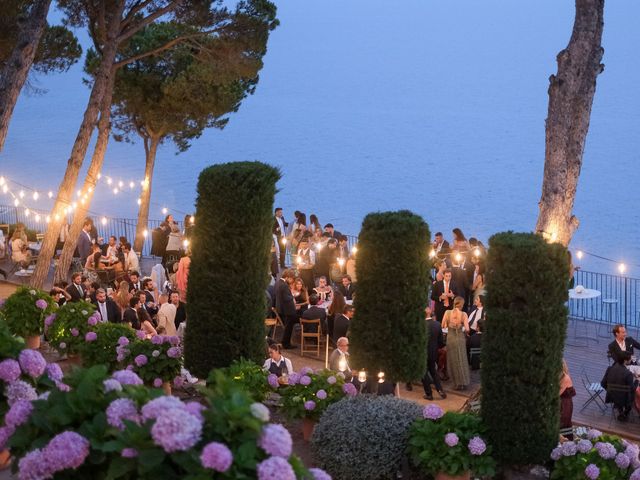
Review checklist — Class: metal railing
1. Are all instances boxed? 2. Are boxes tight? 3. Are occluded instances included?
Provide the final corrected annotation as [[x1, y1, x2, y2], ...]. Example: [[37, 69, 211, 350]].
[[0, 205, 182, 257], [569, 270, 640, 328]]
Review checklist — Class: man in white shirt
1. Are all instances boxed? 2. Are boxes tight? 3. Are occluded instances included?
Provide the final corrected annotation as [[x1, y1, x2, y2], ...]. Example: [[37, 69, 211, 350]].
[[468, 295, 485, 334], [123, 242, 139, 273], [105, 236, 118, 263], [156, 294, 177, 336]]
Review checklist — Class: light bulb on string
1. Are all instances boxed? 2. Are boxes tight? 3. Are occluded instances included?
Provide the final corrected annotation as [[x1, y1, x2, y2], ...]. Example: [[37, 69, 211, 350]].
[[54, 214, 60, 221], [619, 263, 626, 274], [76, 190, 82, 198], [88, 187, 93, 193], [63, 207, 68, 215], [142, 229, 148, 238], [137, 198, 141, 206], [13, 199, 19, 207], [32, 191, 39, 201], [101, 217, 107, 226], [80, 198, 85, 205], [118, 180, 124, 188], [35, 214, 40, 222], [0, 177, 4, 185], [97, 173, 101, 180], [129, 181, 135, 189], [183, 239, 190, 249], [2, 185, 8, 194], [71, 202, 77, 210], [161, 207, 168, 215], [352, 245, 357, 255], [107, 178, 112, 185], [455, 252, 462, 263], [24, 208, 30, 217], [576, 250, 583, 260], [113, 188, 118, 194], [48, 191, 53, 198], [45, 215, 50, 223], [18, 190, 24, 199]]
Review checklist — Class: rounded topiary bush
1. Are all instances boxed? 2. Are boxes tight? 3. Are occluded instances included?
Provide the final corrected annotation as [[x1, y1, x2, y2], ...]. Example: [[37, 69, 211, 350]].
[[78, 322, 137, 371], [312, 395, 421, 480]]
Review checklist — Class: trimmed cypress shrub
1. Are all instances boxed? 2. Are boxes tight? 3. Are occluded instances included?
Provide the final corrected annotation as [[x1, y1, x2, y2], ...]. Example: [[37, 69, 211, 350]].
[[481, 231, 569, 465], [184, 161, 280, 378], [350, 210, 430, 382]]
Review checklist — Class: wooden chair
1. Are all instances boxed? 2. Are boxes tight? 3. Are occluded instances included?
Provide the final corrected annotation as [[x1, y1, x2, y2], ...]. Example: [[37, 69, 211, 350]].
[[300, 318, 321, 357], [266, 308, 285, 340]]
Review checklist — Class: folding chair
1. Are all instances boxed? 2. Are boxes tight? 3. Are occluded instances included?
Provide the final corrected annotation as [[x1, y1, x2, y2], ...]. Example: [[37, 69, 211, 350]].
[[268, 308, 285, 341], [579, 367, 606, 413], [300, 318, 321, 357]]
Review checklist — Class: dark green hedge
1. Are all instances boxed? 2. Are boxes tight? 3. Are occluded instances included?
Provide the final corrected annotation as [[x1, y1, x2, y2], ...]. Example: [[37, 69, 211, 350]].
[[350, 211, 430, 382], [481, 232, 569, 465], [184, 161, 280, 378]]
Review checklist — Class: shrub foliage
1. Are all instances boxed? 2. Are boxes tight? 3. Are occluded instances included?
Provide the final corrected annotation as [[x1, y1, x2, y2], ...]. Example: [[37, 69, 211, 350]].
[[185, 161, 280, 377], [78, 322, 137, 371], [350, 210, 430, 382], [481, 231, 569, 465], [312, 395, 421, 480]]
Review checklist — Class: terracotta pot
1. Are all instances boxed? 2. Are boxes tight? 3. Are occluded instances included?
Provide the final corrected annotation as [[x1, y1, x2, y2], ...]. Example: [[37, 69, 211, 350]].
[[435, 471, 471, 480], [302, 417, 317, 442], [0, 449, 11, 470], [25, 335, 40, 350], [162, 382, 172, 395]]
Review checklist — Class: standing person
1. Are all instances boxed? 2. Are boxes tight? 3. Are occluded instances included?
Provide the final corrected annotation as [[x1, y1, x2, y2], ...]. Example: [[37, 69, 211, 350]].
[[433, 232, 450, 259], [276, 269, 297, 349], [93, 288, 121, 323], [559, 359, 576, 435], [421, 307, 447, 400], [273, 208, 288, 268], [295, 237, 315, 293], [77, 220, 94, 267], [332, 305, 354, 343], [123, 297, 141, 329], [156, 294, 177, 336], [471, 262, 486, 301], [176, 254, 191, 302], [431, 269, 458, 323], [309, 214, 322, 235], [262, 343, 293, 378], [442, 297, 470, 390], [114, 280, 132, 314], [66, 272, 85, 302], [323, 223, 342, 240], [452, 228, 469, 252]]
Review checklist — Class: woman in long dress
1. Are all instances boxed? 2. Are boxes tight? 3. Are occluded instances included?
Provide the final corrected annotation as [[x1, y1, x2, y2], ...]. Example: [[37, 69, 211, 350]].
[[559, 359, 576, 437], [442, 296, 470, 390]]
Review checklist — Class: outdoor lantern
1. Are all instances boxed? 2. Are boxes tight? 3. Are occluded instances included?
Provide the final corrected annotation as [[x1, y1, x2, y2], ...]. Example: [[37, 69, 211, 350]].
[[377, 372, 385, 383], [358, 370, 367, 383]]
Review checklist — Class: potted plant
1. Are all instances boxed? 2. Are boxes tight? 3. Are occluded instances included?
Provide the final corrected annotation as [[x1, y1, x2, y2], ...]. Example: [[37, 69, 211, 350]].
[[550, 428, 640, 479], [118, 334, 183, 394], [2, 287, 56, 349], [45, 300, 100, 361], [279, 367, 352, 441], [408, 404, 496, 480], [77, 322, 137, 372]]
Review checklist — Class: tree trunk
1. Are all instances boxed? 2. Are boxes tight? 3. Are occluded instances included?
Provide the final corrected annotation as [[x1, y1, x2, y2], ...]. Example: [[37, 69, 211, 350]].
[[53, 84, 114, 284], [133, 135, 160, 253], [0, 0, 53, 152], [29, 9, 123, 289], [535, 0, 604, 246]]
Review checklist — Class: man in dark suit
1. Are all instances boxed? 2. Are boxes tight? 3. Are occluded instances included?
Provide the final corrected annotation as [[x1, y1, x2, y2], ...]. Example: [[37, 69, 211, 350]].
[[431, 269, 459, 323], [170, 291, 187, 329], [302, 294, 327, 334], [421, 307, 447, 400], [608, 324, 640, 363], [66, 272, 85, 302], [601, 351, 636, 421], [77, 220, 93, 267], [273, 208, 288, 268], [276, 269, 297, 348], [323, 223, 342, 240], [128, 271, 142, 293], [123, 297, 141, 328], [141, 278, 158, 317], [467, 295, 486, 335], [433, 232, 450, 259], [448, 253, 472, 308], [332, 305, 354, 343], [337, 275, 356, 301], [93, 288, 121, 323]]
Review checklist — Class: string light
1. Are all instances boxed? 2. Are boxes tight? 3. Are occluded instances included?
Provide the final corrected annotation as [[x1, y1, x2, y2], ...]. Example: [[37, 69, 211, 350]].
[[18, 190, 24, 199], [35, 214, 40, 222], [0, 177, 4, 185], [161, 207, 168, 215], [54, 214, 60, 221], [118, 180, 124, 189], [455, 252, 462, 263], [619, 263, 626, 274], [32, 191, 39, 201], [76, 190, 82, 197], [576, 250, 584, 260], [113, 188, 118, 194], [377, 371, 385, 384], [129, 181, 135, 189], [24, 208, 30, 217], [101, 217, 107, 225], [137, 198, 142, 206], [2, 185, 7, 194], [13, 198, 19, 207], [183, 239, 189, 248], [48, 191, 53, 198], [142, 229, 148, 238], [45, 215, 50, 223], [106, 178, 112, 185], [338, 257, 345, 267]]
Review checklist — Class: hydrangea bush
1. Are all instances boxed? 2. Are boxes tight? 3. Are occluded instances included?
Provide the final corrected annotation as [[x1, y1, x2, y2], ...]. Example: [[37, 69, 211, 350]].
[[408, 404, 496, 478], [1, 287, 56, 338], [0, 348, 66, 453], [78, 322, 137, 371], [45, 300, 100, 355], [312, 395, 421, 480], [550, 429, 639, 479], [118, 335, 183, 387], [8, 366, 329, 479], [279, 367, 350, 421]]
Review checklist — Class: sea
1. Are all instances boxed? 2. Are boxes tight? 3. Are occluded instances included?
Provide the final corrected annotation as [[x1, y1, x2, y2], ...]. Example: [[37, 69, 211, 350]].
[[1, 0, 639, 276]]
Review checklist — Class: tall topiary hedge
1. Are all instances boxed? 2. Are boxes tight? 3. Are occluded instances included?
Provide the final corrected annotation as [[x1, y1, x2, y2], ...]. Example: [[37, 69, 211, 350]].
[[481, 231, 569, 466], [350, 210, 430, 382], [184, 161, 280, 378]]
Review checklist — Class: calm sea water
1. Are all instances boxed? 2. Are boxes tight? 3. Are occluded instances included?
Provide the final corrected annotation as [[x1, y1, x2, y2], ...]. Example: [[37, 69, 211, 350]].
[[1, 0, 639, 275]]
